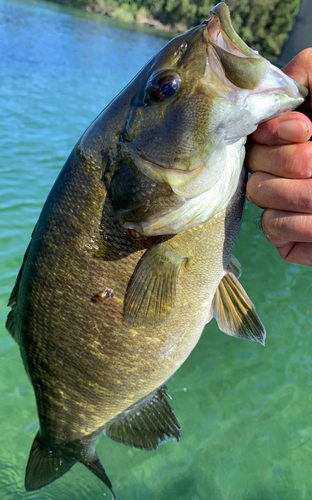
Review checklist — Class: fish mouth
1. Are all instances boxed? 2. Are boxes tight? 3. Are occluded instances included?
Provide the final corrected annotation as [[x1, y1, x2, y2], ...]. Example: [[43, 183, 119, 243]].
[[206, 2, 257, 59], [204, 2, 267, 90], [204, 2, 308, 99]]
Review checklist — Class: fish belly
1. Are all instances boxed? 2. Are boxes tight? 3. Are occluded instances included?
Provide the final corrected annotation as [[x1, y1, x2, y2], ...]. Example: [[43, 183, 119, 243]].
[[14, 155, 242, 444]]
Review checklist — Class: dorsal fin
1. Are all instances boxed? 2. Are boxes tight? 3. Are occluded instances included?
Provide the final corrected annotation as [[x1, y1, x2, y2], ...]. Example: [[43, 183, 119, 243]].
[[104, 386, 181, 451], [213, 270, 266, 345], [124, 243, 186, 327]]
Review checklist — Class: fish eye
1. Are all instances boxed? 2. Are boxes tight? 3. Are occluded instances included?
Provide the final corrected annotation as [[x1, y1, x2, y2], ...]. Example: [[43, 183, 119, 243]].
[[145, 71, 182, 103]]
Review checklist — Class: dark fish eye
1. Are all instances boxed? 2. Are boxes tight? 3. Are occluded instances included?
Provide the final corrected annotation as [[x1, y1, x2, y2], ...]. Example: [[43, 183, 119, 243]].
[[146, 71, 182, 103]]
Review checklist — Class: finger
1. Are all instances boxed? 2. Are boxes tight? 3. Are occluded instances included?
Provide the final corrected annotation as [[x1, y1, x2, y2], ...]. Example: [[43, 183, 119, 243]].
[[251, 47, 312, 146], [261, 209, 312, 266], [283, 48, 312, 121], [262, 210, 312, 244], [246, 141, 312, 177], [283, 49, 312, 123], [277, 241, 312, 266], [251, 112, 312, 145], [282, 48, 312, 93], [247, 172, 312, 213]]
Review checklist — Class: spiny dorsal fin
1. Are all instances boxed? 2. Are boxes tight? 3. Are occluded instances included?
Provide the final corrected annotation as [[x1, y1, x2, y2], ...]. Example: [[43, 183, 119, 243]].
[[25, 432, 76, 491], [213, 271, 266, 345], [124, 243, 186, 327], [104, 386, 181, 451]]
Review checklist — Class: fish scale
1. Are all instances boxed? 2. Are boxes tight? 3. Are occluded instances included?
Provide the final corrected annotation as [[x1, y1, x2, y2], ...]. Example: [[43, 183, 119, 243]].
[[18, 153, 235, 439], [6, 2, 307, 497]]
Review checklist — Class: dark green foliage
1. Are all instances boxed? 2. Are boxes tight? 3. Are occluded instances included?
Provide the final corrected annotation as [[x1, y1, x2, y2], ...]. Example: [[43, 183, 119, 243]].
[[222, 0, 302, 58], [46, 0, 302, 59], [148, 0, 301, 58]]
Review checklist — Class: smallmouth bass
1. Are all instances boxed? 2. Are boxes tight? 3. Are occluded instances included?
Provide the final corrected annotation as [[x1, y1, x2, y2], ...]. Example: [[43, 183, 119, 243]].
[[6, 2, 307, 497]]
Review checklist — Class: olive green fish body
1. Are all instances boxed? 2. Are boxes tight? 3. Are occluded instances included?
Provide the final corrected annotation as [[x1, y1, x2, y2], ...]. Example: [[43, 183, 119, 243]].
[[7, 2, 307, 496], [13, 146, 244, 443]]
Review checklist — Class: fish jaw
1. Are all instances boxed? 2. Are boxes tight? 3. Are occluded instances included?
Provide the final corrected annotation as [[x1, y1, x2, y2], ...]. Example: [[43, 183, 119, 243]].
[[105, 3, 307, 238], [204, 2, 306, 140]]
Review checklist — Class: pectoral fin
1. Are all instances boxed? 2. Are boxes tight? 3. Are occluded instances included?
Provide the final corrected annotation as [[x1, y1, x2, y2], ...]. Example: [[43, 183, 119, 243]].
[[124, 243, 186, 327], [104, 386, 181, 450], [213, 271, 266, 345]]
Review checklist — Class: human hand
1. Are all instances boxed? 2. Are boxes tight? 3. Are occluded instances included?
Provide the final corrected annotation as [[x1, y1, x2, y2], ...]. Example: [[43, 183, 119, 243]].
[[246, 48, 312, 266]]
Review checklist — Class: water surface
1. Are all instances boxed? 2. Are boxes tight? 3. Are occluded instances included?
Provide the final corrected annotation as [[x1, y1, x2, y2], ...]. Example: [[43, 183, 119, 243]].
[[1, 1, 312, 499]]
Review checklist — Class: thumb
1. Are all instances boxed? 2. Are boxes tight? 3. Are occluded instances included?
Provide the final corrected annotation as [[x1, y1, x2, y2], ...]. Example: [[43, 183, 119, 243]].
[[251, 112, 312, 145]]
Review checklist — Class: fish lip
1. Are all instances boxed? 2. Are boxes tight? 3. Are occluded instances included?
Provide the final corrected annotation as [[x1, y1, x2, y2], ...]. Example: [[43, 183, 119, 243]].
[[201, 3, 306, 102], [204, 2, 258, 59]]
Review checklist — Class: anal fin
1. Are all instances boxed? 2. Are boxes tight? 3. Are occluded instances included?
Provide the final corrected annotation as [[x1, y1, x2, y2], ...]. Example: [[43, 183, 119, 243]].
[[104, 386, 181, 451], [213, 271, 266, 345], [124, 243, 186, 327]]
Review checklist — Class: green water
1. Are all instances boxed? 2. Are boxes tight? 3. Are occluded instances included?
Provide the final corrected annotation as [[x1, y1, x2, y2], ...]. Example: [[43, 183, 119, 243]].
[[1, 1, 312, 498]]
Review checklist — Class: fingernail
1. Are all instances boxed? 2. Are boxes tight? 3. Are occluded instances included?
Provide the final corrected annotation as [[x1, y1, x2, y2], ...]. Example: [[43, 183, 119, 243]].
[[276, 119, 310, 143]]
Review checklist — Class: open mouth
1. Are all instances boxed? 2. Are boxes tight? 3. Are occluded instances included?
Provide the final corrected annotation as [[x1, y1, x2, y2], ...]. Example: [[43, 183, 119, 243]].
[[206, 3, 261, 59], [203, 3, 267, 90], [204, 2, 308, 100], [201, 2, 307, 106], [206, 3, 257, 58]]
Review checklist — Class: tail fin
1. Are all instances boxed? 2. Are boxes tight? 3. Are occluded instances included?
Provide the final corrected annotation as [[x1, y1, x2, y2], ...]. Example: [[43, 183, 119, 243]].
[[25, 432, 116, 498], [25, 432, 76, 491], [78, 453, 116, 499]]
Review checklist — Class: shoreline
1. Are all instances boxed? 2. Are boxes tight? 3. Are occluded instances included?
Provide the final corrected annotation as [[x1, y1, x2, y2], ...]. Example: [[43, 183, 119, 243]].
[[49, 0, 188, 34], [84, 4, 186, 33], [42, 0, 298, 60]]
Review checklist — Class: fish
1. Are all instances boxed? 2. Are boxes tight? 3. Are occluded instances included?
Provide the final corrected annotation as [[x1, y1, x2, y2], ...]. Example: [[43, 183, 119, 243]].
[[6, 2, 307, 497]]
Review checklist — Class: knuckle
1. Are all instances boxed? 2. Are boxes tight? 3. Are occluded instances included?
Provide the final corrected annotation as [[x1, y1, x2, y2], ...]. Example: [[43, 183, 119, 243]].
[[275, 143, 312, 178], [247, 172, 265, 199], [290, 143, 312, 178], [301, 47, 312, 64], [297, 183, 312, 211], [280, 242, 312, 267], [260, 209, 276, 242], [261, 209, 292, 246], [277, 244, 296, 263], [253, 121, 279, 145]]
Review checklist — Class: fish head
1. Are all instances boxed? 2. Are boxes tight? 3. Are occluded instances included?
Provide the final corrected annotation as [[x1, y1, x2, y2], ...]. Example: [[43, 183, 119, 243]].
[[104, 2, 307, 236]]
